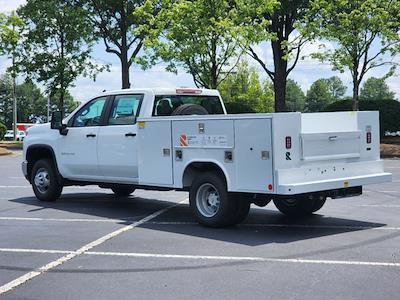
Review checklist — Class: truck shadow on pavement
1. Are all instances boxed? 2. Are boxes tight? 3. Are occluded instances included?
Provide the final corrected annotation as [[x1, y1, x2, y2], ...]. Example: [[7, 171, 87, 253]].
[[9, 192, 391, 252]]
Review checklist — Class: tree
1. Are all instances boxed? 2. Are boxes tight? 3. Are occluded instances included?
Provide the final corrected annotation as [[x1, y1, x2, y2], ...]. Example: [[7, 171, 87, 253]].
[[18, 0, 104, 116], [0, 12, 24, 139], [360, 77, 396, 101], [238, 0, 312, 112], [218, 61, 274, 113], [77, 0, 163, 89], [325, 76, 346, 100], [0, 73, 13, 128], [143, 0, 245, 89], [305, 79, 333, 112], [286, 79, 305, 112], [309, 0, 400, 110]]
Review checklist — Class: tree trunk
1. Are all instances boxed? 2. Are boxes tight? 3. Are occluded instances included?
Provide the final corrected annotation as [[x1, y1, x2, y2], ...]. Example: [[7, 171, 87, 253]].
[[352, 62, 359, 111], [272, 40, 288, 112], [352, 80, 359, 111], [121, 50, 131, 89]]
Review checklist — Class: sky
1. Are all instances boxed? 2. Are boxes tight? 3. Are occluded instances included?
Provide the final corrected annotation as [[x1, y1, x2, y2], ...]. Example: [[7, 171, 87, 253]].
[[0, 0, 399, 103]]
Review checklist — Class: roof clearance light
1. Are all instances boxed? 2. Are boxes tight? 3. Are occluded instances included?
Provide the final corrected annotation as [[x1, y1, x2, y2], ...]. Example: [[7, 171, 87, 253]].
[[176, 88, 202, 95]]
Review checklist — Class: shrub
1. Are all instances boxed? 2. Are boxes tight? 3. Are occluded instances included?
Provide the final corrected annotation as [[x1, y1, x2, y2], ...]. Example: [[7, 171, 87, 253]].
[[324, 99, 400, 138], [0, 123, 6, 140]]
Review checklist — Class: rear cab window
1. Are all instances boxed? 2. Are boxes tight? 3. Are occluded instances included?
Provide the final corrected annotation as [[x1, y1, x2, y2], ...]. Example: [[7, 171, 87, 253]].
[[152, 95, 224, 116]]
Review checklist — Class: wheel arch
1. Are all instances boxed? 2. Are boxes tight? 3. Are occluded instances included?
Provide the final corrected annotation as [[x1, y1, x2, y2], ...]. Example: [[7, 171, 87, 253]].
[[26, 144, 62, 183], [181, 160, 230, 190]]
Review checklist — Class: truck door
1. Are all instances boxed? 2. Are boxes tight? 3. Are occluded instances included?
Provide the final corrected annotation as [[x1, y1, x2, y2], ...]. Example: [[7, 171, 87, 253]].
[[97, 94, 143, 181], [58, 97, 107, 179]]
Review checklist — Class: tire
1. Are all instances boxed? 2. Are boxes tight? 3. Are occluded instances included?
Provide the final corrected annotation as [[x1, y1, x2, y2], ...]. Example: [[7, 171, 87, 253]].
[[273, 196, 316, 217], [111, 186, 136, 197], [231, 194, 251, 225], [189, 172, 236, 227], [171, 104, 209, 116], [31, 159, 63, 202], [311, 195, 326, 213]]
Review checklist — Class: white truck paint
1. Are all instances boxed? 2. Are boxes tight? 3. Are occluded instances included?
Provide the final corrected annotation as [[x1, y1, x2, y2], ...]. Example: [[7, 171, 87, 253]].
[[22, 88, 391, 227]]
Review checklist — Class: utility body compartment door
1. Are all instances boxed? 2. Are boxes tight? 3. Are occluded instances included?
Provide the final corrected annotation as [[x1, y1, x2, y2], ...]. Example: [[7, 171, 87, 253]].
[[234, 118, 273, 192], [138, 120, 173, 185]]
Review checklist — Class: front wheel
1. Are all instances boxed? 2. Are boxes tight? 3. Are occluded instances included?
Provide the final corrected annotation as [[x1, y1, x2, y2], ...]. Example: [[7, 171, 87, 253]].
[[31, 159, 63, 202], [189, 172, 236, 227]]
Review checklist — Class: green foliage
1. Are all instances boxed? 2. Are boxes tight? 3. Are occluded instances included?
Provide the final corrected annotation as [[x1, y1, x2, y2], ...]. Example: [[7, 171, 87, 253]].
[[17, 0, 105, 113], [360, 77, 396, 101], [325, 76, 346, 100], [308, 0, 400, 109], [219, 61, 274, 113], [0, 73, 13, 128], [77, 0, 163, 89], [286, 79, 305, 112], [325, 99, 400, 137], [141, 0, 246, 89], [0, 122, 6, 139], [305, 79, 334, 112], [237, 0, 313, 112]]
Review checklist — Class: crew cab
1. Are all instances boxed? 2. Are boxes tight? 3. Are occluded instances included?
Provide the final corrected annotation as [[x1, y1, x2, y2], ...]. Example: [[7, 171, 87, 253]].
[[22, 88, 392, 227]]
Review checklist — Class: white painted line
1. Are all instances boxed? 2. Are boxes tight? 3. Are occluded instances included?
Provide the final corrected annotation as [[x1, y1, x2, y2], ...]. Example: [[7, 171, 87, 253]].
[[0, 248, 72, 255], [0, 216, 133, 223], [0, 186, 31, 188], [8, 177, 25, 179], [0, 247, 399, 268], [146, 221, 400, 231], [86, 251, 400, 268], [356, 204, 400, 208], [2, 218, 397, 231], [0, 199, 187, 295]]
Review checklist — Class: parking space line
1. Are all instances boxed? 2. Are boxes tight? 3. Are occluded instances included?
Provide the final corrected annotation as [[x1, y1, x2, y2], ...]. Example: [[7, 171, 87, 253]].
[[0, 247, 399, 268], [0, 217, 133, 223], [0, 199, 187, 295], [356, 204, 400, 208], [147, 221, 400, 231], [0, 248, 72, 255], [1, 217, 399, 230]]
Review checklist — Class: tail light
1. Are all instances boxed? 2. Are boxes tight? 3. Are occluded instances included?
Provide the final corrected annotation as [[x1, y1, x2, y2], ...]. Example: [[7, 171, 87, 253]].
[[366, 132, 371, 144], [285, 136, 292, 149]]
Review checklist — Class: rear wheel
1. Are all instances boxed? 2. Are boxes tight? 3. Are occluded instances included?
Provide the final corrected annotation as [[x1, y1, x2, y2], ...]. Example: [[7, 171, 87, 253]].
[[189, 172, 236, 227], [111, 186, 136, 197], [31, 159, 63, 202], [273, 195, 317, 217]]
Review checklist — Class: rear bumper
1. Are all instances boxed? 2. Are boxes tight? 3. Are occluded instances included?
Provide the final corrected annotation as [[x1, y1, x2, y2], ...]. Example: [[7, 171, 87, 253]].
[[276, 172, 392, 195]]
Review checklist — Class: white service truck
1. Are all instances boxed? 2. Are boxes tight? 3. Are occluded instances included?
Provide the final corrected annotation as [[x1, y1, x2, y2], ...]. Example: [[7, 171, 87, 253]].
[[22, 88, 392, 227]]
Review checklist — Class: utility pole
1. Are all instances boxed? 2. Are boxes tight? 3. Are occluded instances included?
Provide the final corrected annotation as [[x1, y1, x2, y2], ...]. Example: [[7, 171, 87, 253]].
[[11, 26, 17, 141], [47, 94, 50, 122]]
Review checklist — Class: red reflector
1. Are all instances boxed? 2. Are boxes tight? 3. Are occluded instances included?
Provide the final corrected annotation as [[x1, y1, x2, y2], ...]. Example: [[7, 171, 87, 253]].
[[268, 184, 273, 191], [366, 132, 372, 144], [285, 136, 292, 149]]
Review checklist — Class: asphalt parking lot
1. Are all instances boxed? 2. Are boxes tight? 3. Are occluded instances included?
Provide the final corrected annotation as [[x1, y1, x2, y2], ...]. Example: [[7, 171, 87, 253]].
[[0, 152, 399, 299]]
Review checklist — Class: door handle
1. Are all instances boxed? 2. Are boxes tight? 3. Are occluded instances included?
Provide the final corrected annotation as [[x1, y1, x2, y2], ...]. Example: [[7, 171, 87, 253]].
[[86, 133, 96, 138], [125, 132, 136, 137]]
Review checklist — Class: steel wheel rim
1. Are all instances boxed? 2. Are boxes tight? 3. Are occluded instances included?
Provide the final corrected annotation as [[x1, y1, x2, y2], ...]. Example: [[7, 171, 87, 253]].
[[196, 183, 220, 218], [34, 168, 50, 194]]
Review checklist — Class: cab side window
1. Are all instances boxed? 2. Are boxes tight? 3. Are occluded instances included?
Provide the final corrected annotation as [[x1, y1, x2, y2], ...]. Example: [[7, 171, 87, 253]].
[[72, 97, 106, 127], [108, 94, 143, 125]]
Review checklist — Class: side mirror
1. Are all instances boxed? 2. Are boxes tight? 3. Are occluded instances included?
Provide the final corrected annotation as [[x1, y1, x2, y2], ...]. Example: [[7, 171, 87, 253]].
[[50, 111, 68, 136], [50, 111, 62, 129]]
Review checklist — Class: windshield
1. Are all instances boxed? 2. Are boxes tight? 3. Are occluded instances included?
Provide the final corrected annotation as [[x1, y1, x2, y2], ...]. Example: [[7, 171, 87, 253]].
[[153, 95, 224, 116]]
